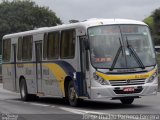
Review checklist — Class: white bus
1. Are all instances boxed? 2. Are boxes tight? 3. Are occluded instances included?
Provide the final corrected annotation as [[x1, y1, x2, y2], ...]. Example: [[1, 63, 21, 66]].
[[2, 18, 158, 106]]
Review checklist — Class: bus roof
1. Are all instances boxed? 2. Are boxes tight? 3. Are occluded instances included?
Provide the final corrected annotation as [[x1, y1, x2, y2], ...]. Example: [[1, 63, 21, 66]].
[[3, 18, 147, 39]]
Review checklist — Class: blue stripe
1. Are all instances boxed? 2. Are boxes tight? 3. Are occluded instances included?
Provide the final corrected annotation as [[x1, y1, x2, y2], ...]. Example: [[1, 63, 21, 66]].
[[54, 61, 85, 96]]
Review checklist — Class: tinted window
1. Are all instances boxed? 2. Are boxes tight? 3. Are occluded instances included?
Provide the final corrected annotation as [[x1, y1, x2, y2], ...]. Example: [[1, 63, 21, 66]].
[[18, 37, 22, 60], [48, 32, 59, 59], [61, 29, 76, 59], [22, 36, 33, 60], [3, 39, 11, 61], [43, 33, 48, 59]]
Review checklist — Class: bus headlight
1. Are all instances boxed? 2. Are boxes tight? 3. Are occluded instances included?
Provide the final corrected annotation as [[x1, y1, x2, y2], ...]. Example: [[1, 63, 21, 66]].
[[93, 72, 110, 85], [146, 73, 157, 83]]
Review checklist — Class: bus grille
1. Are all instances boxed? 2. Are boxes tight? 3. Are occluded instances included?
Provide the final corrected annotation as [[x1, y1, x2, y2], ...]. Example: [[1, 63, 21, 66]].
[[109, 79, 145, 86]]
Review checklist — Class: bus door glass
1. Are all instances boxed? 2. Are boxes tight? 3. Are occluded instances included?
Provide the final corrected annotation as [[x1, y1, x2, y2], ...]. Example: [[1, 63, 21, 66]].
[[79, 36, 89, 96], [35, 41, 42, 93]]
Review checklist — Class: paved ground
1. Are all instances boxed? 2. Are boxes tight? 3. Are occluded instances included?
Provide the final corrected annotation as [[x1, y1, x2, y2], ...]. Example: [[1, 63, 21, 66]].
[[0, 83, 160, 120]]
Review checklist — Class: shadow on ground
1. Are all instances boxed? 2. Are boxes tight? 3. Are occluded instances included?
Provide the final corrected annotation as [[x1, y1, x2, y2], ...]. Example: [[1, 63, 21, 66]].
[[10, 97, 149, 111]]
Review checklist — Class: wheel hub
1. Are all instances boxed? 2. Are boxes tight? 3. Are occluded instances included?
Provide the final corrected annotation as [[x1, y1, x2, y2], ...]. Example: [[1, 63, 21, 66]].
[[21, 85, 25, 98], [69, 87, 76, 100]]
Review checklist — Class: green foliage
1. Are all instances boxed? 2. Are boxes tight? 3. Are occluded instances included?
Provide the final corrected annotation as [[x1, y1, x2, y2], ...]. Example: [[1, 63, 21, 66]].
[[153, 9, 160, 35], [0, 0, 62, 54], [144, 8, 160, 45], [143, 16, 154, 30], [152, 8, 160, 45]]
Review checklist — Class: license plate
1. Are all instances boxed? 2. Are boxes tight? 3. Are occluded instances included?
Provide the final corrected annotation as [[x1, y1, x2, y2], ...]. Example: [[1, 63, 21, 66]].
[[123, 87, 135, 92]]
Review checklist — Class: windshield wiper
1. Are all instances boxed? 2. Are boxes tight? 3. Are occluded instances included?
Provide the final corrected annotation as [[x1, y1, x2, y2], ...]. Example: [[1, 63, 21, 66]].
[[126, 37, 145, 69], [110, 38, 123, 71]]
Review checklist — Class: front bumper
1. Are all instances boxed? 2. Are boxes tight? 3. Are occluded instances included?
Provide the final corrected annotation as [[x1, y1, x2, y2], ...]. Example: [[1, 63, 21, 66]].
[[90, 83, 158, 99]]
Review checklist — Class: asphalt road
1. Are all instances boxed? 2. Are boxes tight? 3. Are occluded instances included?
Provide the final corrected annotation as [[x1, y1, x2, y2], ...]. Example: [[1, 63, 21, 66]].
[[0, 83, 160, 120]]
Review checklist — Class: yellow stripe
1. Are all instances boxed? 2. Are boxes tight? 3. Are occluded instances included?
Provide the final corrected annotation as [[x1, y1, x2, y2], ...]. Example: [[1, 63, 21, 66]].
[[2, 64, 34, 68], [96, 69, 156, 80], [3, 63, 67, 95], [2, 64, 12, 67], [43, 63, 67, 95]]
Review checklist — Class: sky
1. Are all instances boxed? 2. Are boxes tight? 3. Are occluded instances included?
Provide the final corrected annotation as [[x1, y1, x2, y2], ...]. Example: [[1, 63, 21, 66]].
[[32, 0, 160, 23], [1, 0, 160, 23]]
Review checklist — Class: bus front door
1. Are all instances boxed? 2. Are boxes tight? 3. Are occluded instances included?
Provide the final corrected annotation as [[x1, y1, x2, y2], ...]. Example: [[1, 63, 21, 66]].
[[79, 37, 90, 96], [35, 41, 42, 93]]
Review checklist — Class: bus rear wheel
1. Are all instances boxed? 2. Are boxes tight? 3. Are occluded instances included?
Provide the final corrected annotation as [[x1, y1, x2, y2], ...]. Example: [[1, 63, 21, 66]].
[[19, 78, 30, 101], [120, 98, 134, 105], [68, 81, 82, 107]]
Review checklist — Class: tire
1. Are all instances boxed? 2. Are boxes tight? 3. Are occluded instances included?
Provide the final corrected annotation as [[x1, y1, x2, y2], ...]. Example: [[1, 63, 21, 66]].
[[120, 98, 134, 105], [68, 81, 82, 107], [19, 78, 30, 101]]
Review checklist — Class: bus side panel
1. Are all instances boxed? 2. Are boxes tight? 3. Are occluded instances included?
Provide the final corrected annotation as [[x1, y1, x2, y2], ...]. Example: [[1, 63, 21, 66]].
[[42, 63, 64, 97], [16, 63, 37, 94], [26, 64, 37, 94], [2, 64, 15, 91], [42, 61, 78, 97]]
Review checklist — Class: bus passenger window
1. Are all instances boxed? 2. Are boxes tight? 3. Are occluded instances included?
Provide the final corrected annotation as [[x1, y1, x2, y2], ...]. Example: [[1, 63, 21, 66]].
[[61, 29, 75, 59], [48, 32, 59, 59], [18, 37, 22, 60], [2, 39, 11, 62], [22, 36, 33, 60], [43, 33, 48, 59]]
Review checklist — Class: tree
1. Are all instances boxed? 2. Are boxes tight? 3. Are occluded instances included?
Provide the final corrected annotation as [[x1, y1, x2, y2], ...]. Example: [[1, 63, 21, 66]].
[[143, 16, 154, 32], [144, 8, 160, 45], [0, 0, 62, 54], [153, 9, 160, 39]]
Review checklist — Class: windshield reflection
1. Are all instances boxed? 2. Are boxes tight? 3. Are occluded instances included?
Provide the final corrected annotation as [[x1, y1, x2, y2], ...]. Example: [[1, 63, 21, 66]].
[[88, 25, 156, 69]]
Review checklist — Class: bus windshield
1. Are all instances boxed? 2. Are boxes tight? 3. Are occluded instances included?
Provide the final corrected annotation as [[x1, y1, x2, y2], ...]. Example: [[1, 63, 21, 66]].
[[88, 25, 156, 69]]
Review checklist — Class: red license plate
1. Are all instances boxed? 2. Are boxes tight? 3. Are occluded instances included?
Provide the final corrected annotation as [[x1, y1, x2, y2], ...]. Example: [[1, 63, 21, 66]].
[[123, 87, 135, 92]]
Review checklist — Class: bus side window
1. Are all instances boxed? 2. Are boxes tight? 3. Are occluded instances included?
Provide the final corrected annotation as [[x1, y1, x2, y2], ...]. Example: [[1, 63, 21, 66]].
[[48, 32, 60, 59], [22, 35, 33, 61], [3, 39, 11, 62], [18, 37, 22, 60], [43, 33, 48, 59], [61, 29, 76, 59]]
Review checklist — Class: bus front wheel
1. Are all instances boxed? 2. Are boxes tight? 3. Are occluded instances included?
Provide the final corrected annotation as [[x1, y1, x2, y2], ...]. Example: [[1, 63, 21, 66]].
[[120, 98, 134, 105], [68, 81, 82, 107]]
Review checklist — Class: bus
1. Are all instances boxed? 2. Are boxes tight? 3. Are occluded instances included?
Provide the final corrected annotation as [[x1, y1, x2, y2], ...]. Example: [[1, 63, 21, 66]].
[[2, 18, 158, 106]]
